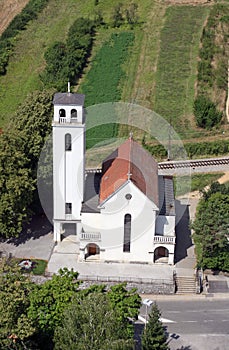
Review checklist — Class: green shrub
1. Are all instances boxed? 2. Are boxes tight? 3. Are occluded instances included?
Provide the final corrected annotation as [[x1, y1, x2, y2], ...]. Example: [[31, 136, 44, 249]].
[[193, 95, 222, 129]]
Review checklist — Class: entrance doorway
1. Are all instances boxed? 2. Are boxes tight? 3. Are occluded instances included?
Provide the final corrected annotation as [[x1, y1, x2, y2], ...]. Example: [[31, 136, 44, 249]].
[[85, 243, 100, 260], [154, 246, 169, 263], [62, 223, 76, 238]]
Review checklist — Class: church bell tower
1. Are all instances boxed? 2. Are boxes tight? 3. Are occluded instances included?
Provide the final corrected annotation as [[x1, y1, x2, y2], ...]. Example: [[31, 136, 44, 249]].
[[52, 90, 85, 242]]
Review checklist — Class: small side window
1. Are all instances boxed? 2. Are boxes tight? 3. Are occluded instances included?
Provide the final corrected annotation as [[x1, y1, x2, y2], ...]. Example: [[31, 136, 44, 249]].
[[65, 203, 72, 214], [65, 133, 72, 151], [71, 109, 77, 119]]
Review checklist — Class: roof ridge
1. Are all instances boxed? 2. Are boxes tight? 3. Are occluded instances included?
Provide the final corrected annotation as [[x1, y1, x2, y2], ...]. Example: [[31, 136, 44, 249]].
[[127, 137, 132, 180]]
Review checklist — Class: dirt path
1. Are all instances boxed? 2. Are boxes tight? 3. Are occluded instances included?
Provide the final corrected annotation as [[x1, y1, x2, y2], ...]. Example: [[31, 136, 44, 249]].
[[0, 0, 29, 36]]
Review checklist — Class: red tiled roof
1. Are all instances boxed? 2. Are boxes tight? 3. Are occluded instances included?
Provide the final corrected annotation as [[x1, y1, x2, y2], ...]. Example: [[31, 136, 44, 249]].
[[99, 138, 159, 205]]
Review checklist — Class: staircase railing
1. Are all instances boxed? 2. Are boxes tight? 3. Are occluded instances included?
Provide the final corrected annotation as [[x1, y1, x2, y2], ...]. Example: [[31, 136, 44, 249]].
[[195, 268, 203, 294]]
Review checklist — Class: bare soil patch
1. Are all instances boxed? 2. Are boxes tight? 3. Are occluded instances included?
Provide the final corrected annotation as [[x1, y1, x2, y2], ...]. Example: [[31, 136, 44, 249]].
[[165, 0, 212, 5], [0, 0, 29, 36]]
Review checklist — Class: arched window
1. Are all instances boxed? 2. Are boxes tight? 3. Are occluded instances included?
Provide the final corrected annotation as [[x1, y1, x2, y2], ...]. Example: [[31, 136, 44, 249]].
[[65, 133, 72, 151], [123, 214, 131, 252], [71, 109, 77, 119], [59, 109, 66, 118]]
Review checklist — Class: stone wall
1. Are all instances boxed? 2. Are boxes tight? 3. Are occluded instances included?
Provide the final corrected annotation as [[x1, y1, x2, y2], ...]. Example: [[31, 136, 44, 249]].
[[32, 274, 175, 294], [78, 279, 175, 294]]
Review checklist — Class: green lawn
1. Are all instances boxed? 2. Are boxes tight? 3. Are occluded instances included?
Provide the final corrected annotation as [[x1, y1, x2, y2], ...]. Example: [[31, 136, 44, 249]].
[[174, 172, 224, 196]]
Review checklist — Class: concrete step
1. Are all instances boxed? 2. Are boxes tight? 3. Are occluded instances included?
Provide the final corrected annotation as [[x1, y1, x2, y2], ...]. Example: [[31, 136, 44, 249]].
[[175, 276, 196, 294]]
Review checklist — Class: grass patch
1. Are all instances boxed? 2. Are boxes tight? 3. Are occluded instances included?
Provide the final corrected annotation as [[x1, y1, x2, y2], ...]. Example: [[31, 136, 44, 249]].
[[0, 0, 97, 127], [15, 258, 47, 275], [154, 5, 208, 133], [174, 172, 224, 196]]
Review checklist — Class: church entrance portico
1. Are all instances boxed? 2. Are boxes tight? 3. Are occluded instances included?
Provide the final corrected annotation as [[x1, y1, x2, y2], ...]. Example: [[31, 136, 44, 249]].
[[53, 221, 81, 242]]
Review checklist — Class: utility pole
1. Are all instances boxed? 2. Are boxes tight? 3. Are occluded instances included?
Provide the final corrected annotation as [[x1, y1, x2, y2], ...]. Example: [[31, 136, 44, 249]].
[[226, 60, 229, 122], [167, 116, 172, 161]]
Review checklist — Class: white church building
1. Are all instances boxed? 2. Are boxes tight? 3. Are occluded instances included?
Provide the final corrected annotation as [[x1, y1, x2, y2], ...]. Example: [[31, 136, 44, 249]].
[[52, 92, 176, 265]]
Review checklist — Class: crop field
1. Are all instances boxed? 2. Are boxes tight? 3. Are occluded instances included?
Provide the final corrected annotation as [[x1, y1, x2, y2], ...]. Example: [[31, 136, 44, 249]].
[[153, 5, 208, 134], [80, 32, 135, 149], [81, 32, 134, 107]]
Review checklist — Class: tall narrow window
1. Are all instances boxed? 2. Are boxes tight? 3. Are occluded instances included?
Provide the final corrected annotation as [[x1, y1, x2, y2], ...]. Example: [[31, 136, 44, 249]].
[[65, 203, 72, 214], [123, 214, 131, 252], [65, 133, 72, 151], [71, 109, 77, 119]]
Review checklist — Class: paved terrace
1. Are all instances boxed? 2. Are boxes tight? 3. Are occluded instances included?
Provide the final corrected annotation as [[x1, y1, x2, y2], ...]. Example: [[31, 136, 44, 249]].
[[47, 235, 174, 283]]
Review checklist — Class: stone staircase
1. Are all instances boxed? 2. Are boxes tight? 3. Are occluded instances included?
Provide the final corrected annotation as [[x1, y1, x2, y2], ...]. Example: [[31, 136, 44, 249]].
[[175, 275, 197, 294]]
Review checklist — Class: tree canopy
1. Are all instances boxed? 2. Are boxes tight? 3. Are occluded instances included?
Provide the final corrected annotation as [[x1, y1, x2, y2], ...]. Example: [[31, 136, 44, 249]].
[[0, 259, 35, 349], [141, 302, 169, 350], [54, 292, 135, 350], [0, 265, 142, 349], [192, 182, 229, 271], [0, 89, 54, 238]]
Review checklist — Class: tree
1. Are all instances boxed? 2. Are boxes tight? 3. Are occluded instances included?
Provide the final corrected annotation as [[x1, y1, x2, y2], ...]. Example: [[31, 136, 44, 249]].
[[54, 292, 135, 350], [0, 89, 54, 238], [111, 3, 124, 28], [40, 42, 67, 89], [107, 283, 141, 337], [193, 95, 222, 129], [141, 302, 169, 350], [41, 18, 95, 90], [125, 3, 138, 26], [192, 182, 229, 271], [0, 258, 36, 349], [27, 268, 80, 337], [0, 132, 35, 238]]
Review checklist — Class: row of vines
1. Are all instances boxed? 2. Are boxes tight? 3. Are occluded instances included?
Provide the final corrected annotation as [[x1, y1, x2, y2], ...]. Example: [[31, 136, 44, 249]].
[[143, 138, 229, 160]]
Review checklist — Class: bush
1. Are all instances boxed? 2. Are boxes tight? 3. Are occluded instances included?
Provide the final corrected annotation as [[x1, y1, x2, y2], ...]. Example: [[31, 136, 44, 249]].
[[193, 95, 222, 129]]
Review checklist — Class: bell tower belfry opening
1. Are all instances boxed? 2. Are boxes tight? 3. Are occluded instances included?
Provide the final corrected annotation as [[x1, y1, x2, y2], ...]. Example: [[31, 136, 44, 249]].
[[52, 92, 85, 242]]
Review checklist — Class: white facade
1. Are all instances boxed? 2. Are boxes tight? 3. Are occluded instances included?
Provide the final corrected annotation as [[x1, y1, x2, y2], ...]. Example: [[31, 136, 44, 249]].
[[81, 181, 158, 263], [52, 93, 176, 264], [52, 93, 85, 241]]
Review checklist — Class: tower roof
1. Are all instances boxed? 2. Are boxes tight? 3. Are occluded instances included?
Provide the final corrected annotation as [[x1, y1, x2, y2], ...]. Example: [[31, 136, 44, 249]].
[[53, 93, 85, 106], [99, 138, 159, 205]]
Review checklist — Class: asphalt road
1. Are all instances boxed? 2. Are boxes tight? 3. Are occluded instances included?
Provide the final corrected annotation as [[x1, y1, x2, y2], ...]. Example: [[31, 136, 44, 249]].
[[139, 299, 229, 350]]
